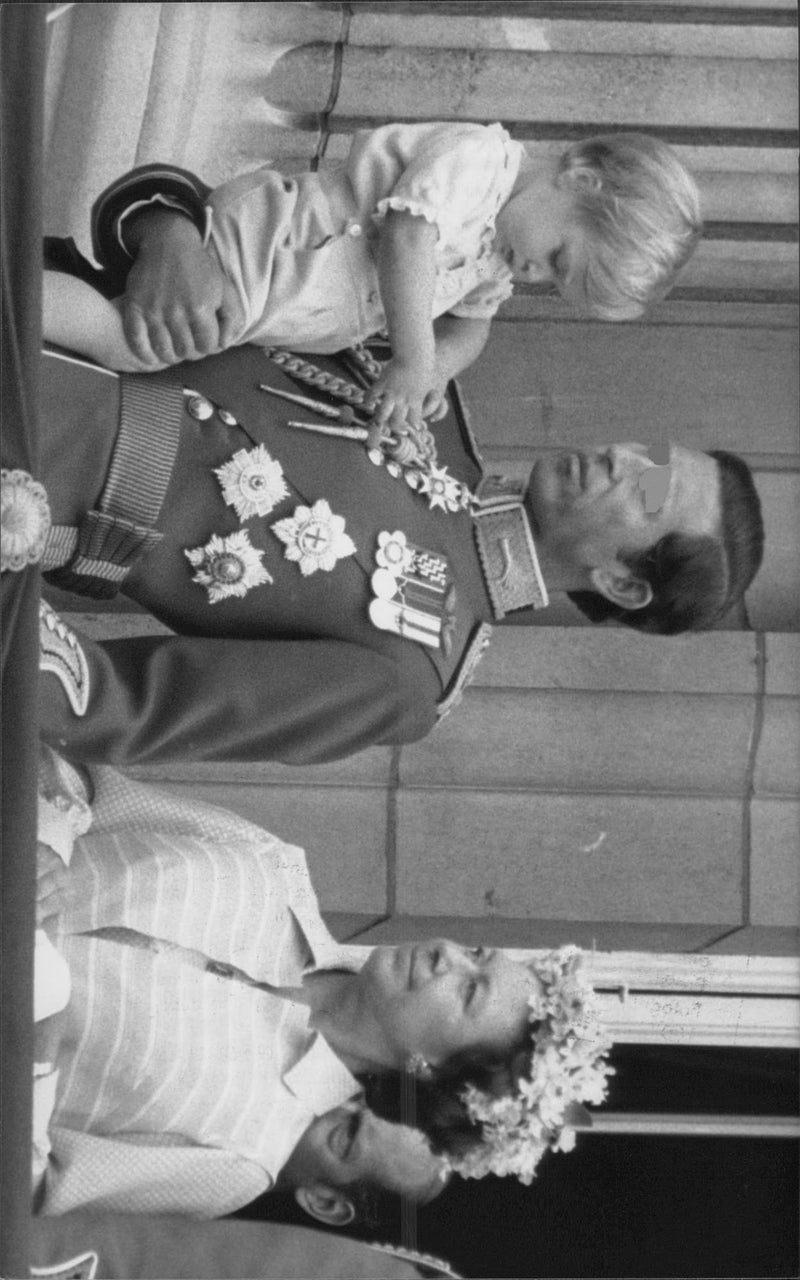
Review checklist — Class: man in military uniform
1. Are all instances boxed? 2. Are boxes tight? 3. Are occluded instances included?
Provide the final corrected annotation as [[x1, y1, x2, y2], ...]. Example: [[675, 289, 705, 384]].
[[22, 171, 763, 767]]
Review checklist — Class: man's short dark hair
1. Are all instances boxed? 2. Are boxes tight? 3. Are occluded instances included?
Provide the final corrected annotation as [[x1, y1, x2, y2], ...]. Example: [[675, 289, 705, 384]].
[[232, 1173, 443, 1236], [567, 449, 764, 635], [233, 1180, 382, 1231]]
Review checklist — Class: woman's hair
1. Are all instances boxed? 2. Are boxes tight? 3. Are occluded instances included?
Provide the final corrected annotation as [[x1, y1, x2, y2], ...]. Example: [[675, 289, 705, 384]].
[[362, 1042, 531, 1165], [363, 948, 613, 1185], [557, 132, 703, 320], [568, 449, 765, 634]]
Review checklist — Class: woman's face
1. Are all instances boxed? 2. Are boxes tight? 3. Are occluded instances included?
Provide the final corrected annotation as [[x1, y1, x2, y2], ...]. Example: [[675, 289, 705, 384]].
[[358, 939, 539, 1069]]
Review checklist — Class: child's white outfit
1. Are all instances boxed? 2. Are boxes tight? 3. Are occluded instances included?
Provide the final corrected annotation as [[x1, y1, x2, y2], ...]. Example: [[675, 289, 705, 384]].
[[200, 121, 522, 352]]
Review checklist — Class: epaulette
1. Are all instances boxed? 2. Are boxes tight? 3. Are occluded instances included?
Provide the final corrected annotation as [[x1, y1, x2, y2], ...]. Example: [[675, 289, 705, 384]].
[[39, 601, 90, 717]]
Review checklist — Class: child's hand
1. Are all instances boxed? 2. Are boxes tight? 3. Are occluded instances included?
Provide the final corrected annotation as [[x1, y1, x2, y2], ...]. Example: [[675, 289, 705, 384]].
[[422, 382, 449, 423], [373, 357, 437, 432]]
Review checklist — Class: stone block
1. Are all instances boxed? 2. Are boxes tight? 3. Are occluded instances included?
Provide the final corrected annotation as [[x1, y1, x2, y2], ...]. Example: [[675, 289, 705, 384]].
[[407, 690, 754, 795], [766, 634, 800, 696], [396, 790, 744, 924], [747, 473, 800, 632], [306, 46, 800, 130], [707, 925, 800, 956], [458, 321, 800, 460], [476, 627, 758, 694], [750, 799, 800, 925], [754, 699, 800, 797]]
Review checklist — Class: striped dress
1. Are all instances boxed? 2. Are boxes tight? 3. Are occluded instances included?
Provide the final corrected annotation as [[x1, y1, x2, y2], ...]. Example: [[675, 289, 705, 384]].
[[41, 766, 359, 1217]]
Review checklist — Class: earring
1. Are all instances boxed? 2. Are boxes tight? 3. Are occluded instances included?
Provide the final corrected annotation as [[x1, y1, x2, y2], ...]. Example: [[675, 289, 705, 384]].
[[406, 1052, 433, 1081]]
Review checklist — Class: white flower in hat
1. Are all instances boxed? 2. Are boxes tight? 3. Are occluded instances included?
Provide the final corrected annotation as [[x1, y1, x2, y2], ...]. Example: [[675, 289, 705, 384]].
[[446, 947, 614, 1186]]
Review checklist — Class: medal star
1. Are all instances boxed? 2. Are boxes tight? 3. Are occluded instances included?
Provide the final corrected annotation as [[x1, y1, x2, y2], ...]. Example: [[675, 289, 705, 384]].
[[185, 530, 273, 603], [418, 465, 461, 513], [271, 499, 356, 576], [213, 445, 289, 521]]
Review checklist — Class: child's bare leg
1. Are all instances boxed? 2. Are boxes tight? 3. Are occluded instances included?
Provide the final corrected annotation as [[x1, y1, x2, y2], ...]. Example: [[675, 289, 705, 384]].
[[43, 271, 167, 372]]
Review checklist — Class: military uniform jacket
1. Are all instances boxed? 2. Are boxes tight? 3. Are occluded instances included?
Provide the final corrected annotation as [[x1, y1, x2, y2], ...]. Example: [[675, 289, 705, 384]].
[[37, 342, 497, 766]]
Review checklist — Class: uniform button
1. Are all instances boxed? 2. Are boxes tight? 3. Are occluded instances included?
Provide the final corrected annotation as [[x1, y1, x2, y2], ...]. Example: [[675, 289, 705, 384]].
[[348, 223, 362, 237], [187, 394, 214, 422], [218, 408, 238, 426]]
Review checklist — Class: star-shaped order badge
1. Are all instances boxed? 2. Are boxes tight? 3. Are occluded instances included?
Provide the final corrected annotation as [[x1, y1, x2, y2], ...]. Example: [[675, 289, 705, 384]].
[[418, 464, 462, 513], [272, 499, 356, 576], [185, 530, 273, 603], [214, 444, 289, 521]]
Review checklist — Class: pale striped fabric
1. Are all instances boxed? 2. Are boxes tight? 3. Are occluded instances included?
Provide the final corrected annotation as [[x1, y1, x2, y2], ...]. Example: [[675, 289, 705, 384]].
[[42, 767, 360, 1217]]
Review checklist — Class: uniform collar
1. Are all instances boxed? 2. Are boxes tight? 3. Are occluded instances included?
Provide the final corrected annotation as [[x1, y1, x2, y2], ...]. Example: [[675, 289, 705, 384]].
[[472, 476, 548, 619]]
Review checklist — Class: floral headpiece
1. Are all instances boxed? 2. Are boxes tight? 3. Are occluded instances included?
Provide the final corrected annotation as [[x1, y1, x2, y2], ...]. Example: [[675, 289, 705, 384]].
[[449, 946, 614, 1185]]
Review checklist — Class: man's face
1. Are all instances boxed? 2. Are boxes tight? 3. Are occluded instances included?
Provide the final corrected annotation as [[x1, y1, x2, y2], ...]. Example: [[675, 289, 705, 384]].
[[527, 443, 722, 588], [292, 1102, 446, 1202]]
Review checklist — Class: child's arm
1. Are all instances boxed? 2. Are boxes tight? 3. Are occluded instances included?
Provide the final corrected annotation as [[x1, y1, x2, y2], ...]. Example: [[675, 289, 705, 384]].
[[425, 314, 492, 420], [373, 208, 440, 431], [43, 270, 166, 372]]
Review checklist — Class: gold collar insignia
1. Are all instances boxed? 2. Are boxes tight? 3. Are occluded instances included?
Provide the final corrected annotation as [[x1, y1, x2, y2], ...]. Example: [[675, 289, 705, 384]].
[[473, 477, 548, 620]]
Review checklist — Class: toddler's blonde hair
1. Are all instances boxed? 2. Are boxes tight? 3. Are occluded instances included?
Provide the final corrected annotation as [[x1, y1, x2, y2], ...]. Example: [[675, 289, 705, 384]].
[[558, 132, 702, 320]]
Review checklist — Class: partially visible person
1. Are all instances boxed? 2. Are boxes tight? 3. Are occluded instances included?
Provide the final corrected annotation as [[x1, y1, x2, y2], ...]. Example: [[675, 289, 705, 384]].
[[24, 354, 763, 763], [43, 123, 702, 431], [30, 1213, 461, 1279], [33, 748, 448, 1220], [33, 747, 613, 1217]]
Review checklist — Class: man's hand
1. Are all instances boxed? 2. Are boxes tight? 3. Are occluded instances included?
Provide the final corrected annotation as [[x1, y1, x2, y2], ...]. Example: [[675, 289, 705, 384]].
[[121, 210, 245, 365], [36, 842, 69, 931]]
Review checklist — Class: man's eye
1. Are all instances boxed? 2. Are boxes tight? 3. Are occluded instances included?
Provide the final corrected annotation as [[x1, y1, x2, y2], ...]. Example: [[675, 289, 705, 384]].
[[470, 946, 484, 960], [465, 978, 478, 1009], [343, 1110, 360, 1159]]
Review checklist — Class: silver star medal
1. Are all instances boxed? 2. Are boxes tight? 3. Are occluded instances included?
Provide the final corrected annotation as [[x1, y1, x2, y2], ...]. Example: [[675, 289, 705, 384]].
[[185, 530, 273, 603], [214, 444, 289, 520], [272, 499, 356, 576], [368, 530, 455, 651], [416, 464, 463, 514]]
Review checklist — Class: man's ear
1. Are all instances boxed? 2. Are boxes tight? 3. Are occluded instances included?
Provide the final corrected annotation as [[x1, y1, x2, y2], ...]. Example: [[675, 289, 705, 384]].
[[294, 1183, 356, 1227], [588, 565, 653, 612]]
